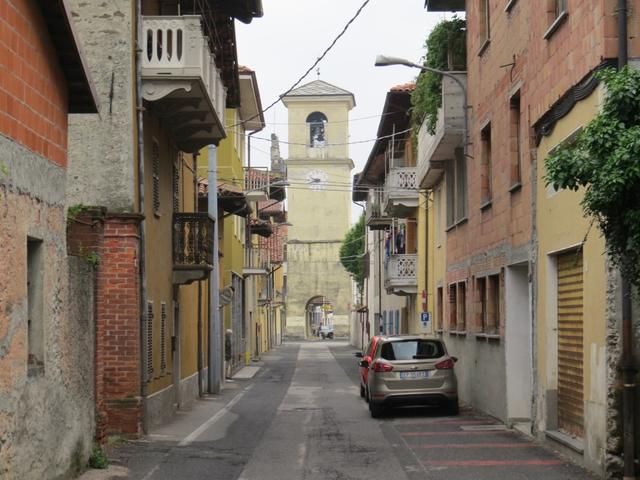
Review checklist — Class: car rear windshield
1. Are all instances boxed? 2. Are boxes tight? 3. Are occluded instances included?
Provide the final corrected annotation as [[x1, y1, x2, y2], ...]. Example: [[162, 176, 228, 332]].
[[380, 340, 444, 361]]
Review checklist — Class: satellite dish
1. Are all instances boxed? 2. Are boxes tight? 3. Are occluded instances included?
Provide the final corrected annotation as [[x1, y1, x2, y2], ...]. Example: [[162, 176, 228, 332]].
[[219, 286, 235, 306]]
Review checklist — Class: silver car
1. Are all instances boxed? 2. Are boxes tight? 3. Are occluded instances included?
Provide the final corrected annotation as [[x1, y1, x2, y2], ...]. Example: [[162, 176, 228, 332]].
[[364, 335, 458, 418]]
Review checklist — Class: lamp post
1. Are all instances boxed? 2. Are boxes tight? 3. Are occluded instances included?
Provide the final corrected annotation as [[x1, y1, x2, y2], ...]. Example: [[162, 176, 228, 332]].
[[374, 54, 468, 155]]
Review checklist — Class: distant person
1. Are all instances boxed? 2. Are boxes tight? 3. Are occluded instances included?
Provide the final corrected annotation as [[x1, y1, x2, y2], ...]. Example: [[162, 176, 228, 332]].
[[225, 329, 233, 379]]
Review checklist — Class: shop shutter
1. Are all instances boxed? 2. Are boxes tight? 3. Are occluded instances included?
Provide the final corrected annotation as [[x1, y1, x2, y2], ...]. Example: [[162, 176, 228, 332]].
[[557, 251, 584, 437]]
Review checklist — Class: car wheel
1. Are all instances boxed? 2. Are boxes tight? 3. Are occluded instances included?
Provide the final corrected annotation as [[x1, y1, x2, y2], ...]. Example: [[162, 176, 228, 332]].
[[360, 383, 365, 398], [369, 401, 385, 418], [445, 399, 459, 416]]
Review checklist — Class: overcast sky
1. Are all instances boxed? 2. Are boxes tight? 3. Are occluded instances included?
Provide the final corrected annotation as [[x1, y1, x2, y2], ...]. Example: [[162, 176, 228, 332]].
[[235, 1, 453, 221]]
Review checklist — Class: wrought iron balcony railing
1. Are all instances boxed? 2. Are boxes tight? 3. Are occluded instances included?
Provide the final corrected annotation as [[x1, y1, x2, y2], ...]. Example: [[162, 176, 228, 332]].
[[366, 191, 392, 230], [172, 212, 214, 284]]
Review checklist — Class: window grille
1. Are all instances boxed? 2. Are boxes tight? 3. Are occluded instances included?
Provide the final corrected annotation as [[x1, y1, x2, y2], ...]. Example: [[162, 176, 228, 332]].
[[160, 302, 167, 374]]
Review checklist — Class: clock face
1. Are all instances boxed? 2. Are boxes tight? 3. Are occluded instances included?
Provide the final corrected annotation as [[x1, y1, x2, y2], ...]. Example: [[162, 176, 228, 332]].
[[305, 169, 328, 191]]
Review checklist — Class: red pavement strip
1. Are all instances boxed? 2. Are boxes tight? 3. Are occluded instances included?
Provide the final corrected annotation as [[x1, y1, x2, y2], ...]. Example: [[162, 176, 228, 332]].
[[422, 460, 564, 467], [402, 430, 513, 436]]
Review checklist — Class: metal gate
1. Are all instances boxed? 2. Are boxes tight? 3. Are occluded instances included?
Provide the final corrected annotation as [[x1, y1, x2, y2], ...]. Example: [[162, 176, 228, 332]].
[[557, 251, 584, 437]]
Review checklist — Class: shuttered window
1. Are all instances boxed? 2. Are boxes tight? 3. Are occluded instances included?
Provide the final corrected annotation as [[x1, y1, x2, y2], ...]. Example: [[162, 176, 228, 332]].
[[557, 251, 584, 437], [160, 302, 167, 374], [146, 301, 154, 378], [152, 140, 160, 216]]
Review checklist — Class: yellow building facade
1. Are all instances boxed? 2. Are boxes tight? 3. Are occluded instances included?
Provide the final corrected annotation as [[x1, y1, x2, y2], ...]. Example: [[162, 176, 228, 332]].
[[535, 88, 608, 472]]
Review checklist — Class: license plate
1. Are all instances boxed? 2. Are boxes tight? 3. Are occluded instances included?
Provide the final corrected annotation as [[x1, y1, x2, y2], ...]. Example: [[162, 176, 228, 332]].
[[400, 370, 429, 379]]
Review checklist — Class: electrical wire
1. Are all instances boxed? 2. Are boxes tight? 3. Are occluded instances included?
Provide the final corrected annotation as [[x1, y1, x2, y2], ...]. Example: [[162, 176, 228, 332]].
[[225, 110, 404, 128], [227, 127, 412, 147], [229, 0, 372, 129]]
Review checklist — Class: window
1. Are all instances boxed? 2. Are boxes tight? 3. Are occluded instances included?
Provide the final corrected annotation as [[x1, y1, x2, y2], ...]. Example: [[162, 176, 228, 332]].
[[544, 0, 568, 39], [509, 92, 522, 189], [160, 302, 167, 375], [479, 0, 491, 50], [480, 123, 492, 207], [152, 139, 160, 216], [27, 237, 44, 375], [479, 274, 501, 335], [445, 148, 468, 228], [173, 155, 180, 213], [436, 287, 444, 331], [448, 284, 457, 330], [380, 339, 445, 361], [306, 111, 327, 147], [146, 301, 154, 378], [456, 282, 467, 331]]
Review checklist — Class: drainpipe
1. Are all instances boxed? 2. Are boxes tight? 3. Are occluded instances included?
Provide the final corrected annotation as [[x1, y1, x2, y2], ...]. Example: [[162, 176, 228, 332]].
[[208, 144, 222, 394], [194, 154, 203, 397], [135, 0, 149, 406], [616, 2, 636, 478]]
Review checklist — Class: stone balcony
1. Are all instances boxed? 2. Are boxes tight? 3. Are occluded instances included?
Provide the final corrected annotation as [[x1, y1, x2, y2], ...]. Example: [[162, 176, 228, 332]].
[[365, 193, 392, 230], [417, 73, 466, 189], [384, 254, 418, 296], [383, 167, 419, 218], [141, 16, 226, 152], [172, 212, 214, 285]]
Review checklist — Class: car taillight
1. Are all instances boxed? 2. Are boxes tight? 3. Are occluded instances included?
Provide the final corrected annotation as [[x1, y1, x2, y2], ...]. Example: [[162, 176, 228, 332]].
[[372, 361, 393, 372], [435, 358, 455, 370]]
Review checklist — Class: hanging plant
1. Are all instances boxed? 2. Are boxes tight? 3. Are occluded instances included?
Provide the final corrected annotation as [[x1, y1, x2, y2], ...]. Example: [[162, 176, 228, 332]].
[[411, 17, 467, 134], [545, 66, 640, 287]]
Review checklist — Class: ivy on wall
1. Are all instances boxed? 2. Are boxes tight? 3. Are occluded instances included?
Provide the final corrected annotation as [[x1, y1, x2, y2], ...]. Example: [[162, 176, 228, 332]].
[[545, 67, 640, 287], [411, 17, 466, 134], [340, 214, 365, 294]]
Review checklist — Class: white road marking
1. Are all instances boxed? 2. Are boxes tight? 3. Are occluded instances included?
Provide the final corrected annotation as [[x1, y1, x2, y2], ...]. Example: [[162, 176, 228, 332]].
[[178, 384, 255, 447]]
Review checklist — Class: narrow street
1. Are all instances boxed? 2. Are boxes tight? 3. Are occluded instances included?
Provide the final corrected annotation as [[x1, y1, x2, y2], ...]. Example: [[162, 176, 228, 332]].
[[96, 342, 597, 480]]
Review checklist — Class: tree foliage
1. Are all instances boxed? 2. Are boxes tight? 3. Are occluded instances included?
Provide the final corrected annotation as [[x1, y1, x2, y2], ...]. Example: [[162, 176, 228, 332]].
[[545, 67, 640, 287], [340, 214, 365, 293], [411, 17, 466, 134]]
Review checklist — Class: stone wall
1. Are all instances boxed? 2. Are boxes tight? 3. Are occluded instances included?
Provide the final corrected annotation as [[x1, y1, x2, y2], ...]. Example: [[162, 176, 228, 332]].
[[0, 139, 95, 480]]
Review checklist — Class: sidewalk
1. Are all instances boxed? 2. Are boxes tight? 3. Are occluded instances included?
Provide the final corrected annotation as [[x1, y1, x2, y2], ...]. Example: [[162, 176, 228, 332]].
[[77, 364, 263, 480]]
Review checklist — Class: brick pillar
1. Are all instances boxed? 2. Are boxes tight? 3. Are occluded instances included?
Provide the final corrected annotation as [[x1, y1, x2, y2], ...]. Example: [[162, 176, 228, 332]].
[[95, 214, 143, 439]]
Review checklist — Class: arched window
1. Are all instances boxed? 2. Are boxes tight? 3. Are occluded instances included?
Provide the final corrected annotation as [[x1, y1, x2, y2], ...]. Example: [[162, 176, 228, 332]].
[[306, 112, 328, 147]]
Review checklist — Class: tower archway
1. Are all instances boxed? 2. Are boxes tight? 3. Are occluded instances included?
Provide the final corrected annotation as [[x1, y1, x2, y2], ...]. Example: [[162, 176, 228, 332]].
[[304, 296, 333, 338], [306, 111, 328, 147]]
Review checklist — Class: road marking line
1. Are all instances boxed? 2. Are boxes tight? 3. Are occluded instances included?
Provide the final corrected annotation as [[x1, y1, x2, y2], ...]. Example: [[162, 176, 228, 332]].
[[178, 384, 254, 447], [413, 443, 530, 449], [423, 459, 564, 467]]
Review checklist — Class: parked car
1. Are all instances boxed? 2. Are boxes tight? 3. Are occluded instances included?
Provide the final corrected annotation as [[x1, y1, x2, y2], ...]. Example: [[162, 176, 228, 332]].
[[362, 335, 458, 418], [319, 324, 334, 339], [354, 335, 382, 401]]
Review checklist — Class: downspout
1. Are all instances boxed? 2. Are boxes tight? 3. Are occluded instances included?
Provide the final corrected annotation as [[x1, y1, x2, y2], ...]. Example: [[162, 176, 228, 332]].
[[208, 144, 222, 394], [135, 0, 149, 405], [617, 3, 635, 479], [195, 154, 203, 397]]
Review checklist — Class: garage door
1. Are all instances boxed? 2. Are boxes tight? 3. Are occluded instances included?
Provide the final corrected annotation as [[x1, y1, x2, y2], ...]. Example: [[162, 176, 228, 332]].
[[557, 251, 584, 437]]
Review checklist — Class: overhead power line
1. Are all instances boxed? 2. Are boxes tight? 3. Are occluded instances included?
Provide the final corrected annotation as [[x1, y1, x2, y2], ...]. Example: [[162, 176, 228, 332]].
[[230, 0, 372, 129]]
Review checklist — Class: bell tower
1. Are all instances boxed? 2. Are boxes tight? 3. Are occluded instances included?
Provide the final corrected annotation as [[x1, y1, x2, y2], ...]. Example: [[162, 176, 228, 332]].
[[282, 80, 355, 338]]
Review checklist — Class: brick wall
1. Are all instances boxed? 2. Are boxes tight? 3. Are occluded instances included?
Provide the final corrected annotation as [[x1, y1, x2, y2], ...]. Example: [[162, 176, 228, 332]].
[[0, 0, 69, 166], [69, 212, 143, 439]]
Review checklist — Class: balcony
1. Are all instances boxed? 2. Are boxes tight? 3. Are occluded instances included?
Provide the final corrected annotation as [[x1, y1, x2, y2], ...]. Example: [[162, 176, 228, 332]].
[[172, 212, 214, 284], [384, 254, 418, 296], [383, 167, 419, 217], [243, 246, 270, 276], [141, 16, 226, 152], [366, 194, 392, 230], [417, 74, 466, 189]]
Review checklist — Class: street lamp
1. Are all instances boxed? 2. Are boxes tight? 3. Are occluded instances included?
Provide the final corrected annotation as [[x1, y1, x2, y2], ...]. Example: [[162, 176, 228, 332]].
[[374, 54, 468, 155]]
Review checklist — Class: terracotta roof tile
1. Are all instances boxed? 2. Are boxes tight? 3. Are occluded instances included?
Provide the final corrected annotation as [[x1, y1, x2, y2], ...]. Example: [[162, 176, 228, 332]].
[[390, 82, 416, 92]]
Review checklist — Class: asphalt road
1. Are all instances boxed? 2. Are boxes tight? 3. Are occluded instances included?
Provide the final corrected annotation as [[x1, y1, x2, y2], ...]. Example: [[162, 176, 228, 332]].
[[102, 341, 596, 480]]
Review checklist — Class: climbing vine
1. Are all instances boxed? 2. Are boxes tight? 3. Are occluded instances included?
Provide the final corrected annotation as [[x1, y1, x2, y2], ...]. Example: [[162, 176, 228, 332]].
[[545, 67, 640, 288], [339, 214, 365, 294], [411, 17, 466, 134]]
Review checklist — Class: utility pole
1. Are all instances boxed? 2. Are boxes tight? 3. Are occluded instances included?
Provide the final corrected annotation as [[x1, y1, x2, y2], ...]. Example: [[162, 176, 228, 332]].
[[208, 144, 222, 394]]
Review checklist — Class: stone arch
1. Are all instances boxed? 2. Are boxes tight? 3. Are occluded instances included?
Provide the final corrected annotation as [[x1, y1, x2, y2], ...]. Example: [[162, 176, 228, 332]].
[[306, 111, 328, 147], [304, 295, 333, 338]]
